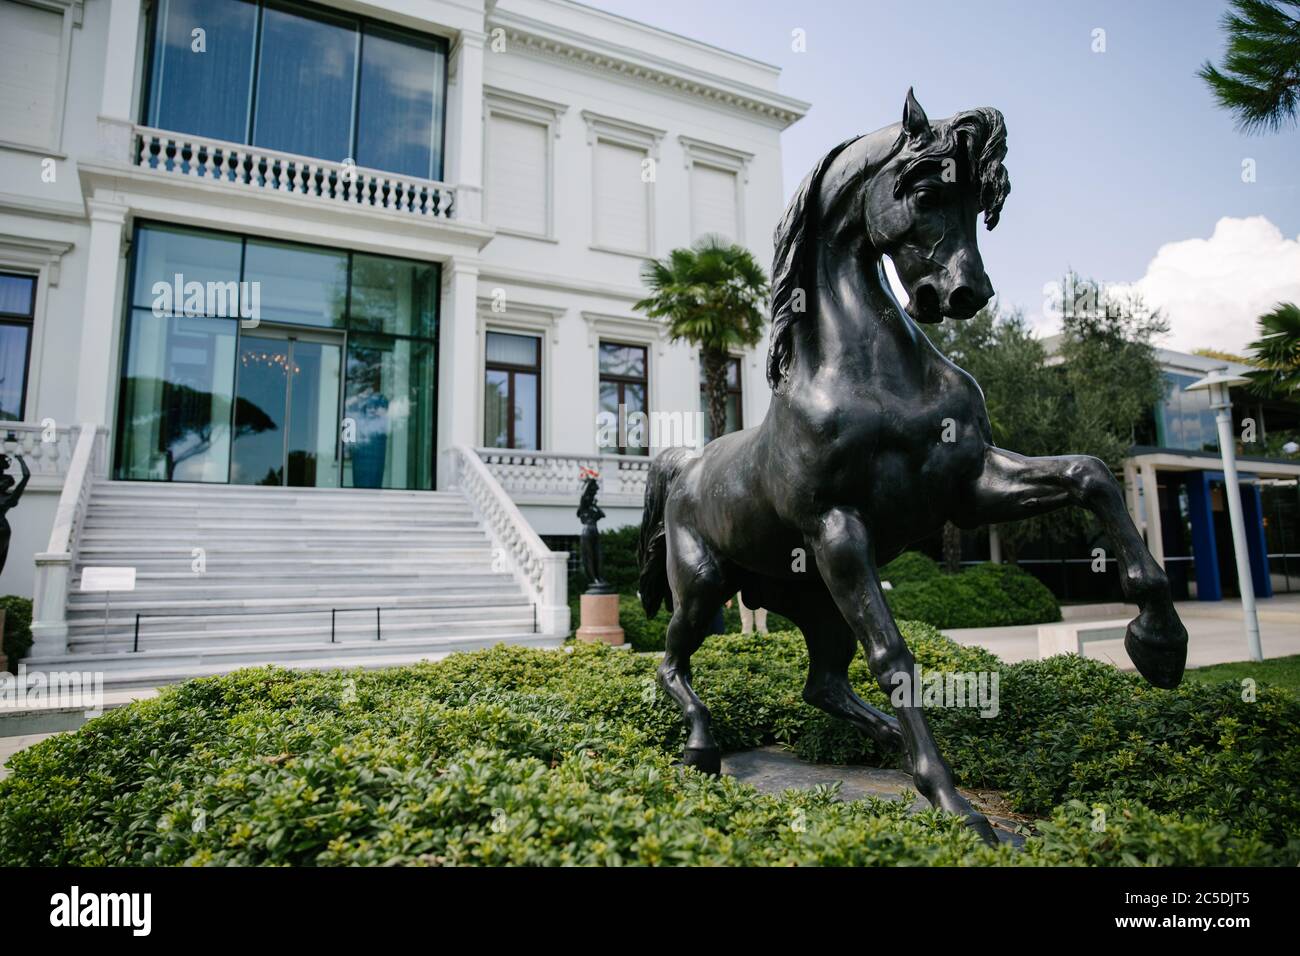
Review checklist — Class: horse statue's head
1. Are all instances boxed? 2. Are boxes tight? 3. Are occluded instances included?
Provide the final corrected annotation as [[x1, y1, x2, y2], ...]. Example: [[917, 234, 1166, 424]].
[[768, 89, 1011, 387]]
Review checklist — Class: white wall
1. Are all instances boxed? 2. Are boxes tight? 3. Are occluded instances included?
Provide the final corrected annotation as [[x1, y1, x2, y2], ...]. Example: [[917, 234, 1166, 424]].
[[0, 0, 806, 598]]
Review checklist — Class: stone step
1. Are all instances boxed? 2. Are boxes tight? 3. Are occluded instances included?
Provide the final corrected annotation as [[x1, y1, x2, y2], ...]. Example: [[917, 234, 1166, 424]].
[[66, 599, 534, 638], [71, 613, 538, 652], [27, 633, 563, 688]]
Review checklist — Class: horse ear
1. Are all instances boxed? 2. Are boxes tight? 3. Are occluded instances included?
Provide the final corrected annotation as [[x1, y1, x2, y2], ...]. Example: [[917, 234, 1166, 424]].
[[902, 87, 933, 145]]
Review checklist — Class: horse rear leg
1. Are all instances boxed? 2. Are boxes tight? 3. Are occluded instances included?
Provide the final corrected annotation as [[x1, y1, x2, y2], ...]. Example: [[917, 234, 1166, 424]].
[[792, 593, 905, 756], [811, 506, 997, 845], [962, 446, 1188, 688], [659, 530, 731, 775]]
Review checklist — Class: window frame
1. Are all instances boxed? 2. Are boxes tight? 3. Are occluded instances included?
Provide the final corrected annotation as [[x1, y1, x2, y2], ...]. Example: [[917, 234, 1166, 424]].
[[699, 353, 744, 441], [582, 111, 664, 258], [0, 270, 38, 421], [114, 219, 442, 488], [679, 135, 752, 244], [483, 87, 567, 242], [483, 330, 542, 451], [139, 0, 450, 181], [598, 340, 649, 457], [0, 0, 82, 155]]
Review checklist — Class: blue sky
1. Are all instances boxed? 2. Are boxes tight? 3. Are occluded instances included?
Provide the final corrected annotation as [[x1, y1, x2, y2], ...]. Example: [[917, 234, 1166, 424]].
[[584, 0, 1300, 352]]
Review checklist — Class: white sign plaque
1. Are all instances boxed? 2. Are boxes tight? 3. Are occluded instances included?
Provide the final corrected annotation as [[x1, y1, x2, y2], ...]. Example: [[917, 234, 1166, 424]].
[[80, 567, 137, 592]]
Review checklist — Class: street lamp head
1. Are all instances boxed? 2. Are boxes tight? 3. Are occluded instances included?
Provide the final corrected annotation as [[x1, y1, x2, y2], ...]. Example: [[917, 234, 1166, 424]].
[[1185, 366, 1250, 409]]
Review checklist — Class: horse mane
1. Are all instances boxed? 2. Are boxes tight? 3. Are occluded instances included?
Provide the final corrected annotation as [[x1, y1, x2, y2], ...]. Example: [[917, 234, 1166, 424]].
[[765, 107, 1010, 390], [766, 136, 858, 391]]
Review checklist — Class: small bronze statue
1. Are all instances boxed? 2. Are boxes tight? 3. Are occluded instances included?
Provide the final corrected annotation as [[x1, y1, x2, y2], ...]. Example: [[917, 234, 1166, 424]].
[[0, 453, 30, 577], [577, 469, 613, 595], [638, 90, 1187, 846]]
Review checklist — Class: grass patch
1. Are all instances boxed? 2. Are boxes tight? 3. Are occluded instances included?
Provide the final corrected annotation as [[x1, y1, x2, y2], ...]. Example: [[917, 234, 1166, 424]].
[[1184, 654, 1300, 697]]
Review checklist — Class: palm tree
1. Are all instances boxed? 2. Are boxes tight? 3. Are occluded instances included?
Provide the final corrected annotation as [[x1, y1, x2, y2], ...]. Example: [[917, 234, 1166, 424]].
[[1245, 301, 1300, 396], [1198, 0, 1300, 133], [635, 235, 770, 442]]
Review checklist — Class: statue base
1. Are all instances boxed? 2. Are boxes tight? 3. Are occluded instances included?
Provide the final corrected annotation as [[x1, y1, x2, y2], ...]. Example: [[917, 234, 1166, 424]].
[[576, 593, 624, 645]]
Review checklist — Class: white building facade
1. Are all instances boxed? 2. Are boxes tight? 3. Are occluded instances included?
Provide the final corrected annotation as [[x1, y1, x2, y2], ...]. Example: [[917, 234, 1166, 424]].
[[0, 0, 806, 676]]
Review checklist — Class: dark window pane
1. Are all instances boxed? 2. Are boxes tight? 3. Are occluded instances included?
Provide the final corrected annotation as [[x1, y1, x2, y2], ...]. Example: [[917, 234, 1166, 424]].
[[132, 225, 243, 313], [356, 24, 445, 180], [286, 340, 341, 487], [486, 331, 538, 367], [344, 334, 435, 489], [483, 368, 509, 448], [116, 310, 238, 482], [253, 1, 358, 162], [147, 0, 257, 143], [599, 342, 645, 378], [348, 254, 437, 337], [0, 274, 35, 316], [244, 239, 347, 328], [0, 323, 31, 420], [513, 371, 538, 449], [230, 335, 289, 486]]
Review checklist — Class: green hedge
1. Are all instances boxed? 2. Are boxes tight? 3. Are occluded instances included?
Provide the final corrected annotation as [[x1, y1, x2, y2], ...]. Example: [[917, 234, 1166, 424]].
[[879, 551, 943, 586], [1, 627, 1296, 866], [1, 595, 33, 672], [884, 562, 1061, 629]]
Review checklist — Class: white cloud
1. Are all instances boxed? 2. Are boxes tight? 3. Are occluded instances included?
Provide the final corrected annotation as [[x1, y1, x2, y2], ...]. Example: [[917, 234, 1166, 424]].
[[1130, 216, 1300, 356]]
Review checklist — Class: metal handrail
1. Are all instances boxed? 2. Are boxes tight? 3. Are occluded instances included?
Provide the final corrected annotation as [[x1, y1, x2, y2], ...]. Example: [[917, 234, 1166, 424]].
[[130, 600, 538, 653]]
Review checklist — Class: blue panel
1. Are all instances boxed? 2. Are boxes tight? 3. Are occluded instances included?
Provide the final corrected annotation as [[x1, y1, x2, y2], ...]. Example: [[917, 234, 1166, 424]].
[[1185, 470, 1221, 601], [1242, 483, 1273, 599]]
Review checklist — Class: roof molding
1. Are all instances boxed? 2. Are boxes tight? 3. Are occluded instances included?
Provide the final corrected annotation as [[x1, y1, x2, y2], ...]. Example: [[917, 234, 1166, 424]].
[[487, 9, 810, 129]]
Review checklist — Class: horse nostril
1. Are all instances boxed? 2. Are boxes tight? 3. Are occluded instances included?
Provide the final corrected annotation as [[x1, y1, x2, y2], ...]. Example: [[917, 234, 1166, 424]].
[[948, 285, 988, 317], [913, 283, 941, 318]]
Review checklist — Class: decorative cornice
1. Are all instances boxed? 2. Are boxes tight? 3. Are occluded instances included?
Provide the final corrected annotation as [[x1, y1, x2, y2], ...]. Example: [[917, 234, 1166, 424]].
[[678, 135, 753, 181], [581, 110, 665, 158], [489, 16, 809, 129], [484, 85, 569, 136], [0, 233, 74, 285]]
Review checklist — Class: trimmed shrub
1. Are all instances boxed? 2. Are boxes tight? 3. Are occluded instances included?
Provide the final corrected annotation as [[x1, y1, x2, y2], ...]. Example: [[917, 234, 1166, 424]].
[[885, 562, 1060, 629], [879, 551, 943, 587], [1, 595, 33, 671], [1, 627, 1295, 866]]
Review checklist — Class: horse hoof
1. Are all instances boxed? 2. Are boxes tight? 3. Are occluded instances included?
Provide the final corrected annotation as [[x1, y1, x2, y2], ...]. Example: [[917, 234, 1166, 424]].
[[681, 746, 722, 776], [965, 812, 998, 847], [1125, 610, 1188, 689]]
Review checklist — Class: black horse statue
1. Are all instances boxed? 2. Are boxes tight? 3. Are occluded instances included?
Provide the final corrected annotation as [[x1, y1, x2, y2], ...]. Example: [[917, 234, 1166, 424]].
[[638, 90, 1188, 845], [0, 452, 30, 577]]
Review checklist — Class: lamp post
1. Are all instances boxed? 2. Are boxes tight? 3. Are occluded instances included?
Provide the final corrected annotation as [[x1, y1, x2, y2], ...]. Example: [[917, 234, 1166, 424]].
[[1185, 367, 1262, 662]]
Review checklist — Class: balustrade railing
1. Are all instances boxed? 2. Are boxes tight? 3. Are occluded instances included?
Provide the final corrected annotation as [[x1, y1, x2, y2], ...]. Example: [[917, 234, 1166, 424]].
[[474, 448, 653, 505], [132, 125, 457, 220], [449, 446, 569, 637], [30, 424, 107, 658]]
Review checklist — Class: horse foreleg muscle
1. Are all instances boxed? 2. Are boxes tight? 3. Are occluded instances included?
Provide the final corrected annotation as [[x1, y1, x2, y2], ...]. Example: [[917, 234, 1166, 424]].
[[811, 506, 998, 845], [963, 446, 1188, 687]]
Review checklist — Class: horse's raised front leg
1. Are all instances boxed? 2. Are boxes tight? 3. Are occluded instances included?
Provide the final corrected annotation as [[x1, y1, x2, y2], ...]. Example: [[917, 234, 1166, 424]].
[[962, 446, 1188, 687], [811, 507, 997, 845], [658, 527, 730, 775]]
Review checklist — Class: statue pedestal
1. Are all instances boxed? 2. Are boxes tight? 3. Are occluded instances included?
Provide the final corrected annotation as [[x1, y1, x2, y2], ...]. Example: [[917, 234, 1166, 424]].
[[576, 593, 624, 645]]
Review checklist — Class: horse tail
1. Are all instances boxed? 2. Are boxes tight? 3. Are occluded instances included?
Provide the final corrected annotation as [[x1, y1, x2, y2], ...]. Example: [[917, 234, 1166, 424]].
[[638, 447, 691, 618]]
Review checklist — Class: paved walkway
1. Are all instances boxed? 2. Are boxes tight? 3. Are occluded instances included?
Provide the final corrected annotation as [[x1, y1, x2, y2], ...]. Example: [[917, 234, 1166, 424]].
[[943, 593, 1300, 669]]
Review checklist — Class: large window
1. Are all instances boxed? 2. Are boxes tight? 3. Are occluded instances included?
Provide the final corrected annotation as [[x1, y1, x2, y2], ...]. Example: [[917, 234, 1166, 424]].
[[1155, 372, 1220, 453], [0, 272, 37, 421], [144, 0, 448, 180], [116, 222, 440, 489], [598, 341, 648, 456], [483, 332, 541, 450], [699, 355, 743, 442]]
